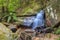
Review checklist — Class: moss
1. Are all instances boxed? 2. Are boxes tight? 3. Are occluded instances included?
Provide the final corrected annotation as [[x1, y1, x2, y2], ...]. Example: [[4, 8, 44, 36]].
[[0, 23, 12, 40], [54, 27, 60, 35], [0, 31, 9, 40], [56, 37, 60, 40]]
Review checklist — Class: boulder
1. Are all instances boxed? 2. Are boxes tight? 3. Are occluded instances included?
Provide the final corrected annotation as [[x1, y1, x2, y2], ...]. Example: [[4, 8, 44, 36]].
[[0, 23, 12, 40]]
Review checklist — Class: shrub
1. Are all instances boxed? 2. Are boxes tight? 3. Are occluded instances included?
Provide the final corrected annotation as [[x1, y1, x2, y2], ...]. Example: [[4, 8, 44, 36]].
[[54, 27, 60, 35]]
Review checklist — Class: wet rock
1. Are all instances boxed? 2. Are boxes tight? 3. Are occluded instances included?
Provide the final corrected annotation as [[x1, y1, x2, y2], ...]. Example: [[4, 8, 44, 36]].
[[8, 24, 17, 33]]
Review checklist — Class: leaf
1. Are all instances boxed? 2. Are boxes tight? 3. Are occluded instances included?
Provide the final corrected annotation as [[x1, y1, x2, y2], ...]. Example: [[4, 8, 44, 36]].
[[7, 16, 11, 23]]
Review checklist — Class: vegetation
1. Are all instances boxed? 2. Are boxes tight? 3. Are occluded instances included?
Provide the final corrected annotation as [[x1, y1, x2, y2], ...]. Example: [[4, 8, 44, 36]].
[[0, 0, 60, 40], [56, 37, 60, 40], [54, 27, 60, 35], [2, 12, 17, 23]]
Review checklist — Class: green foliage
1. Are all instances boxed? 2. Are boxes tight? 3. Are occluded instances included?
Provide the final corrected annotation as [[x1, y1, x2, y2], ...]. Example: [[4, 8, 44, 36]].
[[8, 0, 20, 12], [6, 12, 17, 23], [1, 12, 17, 23], [0, 0, 51, 23], [54, 27, 60, 35], [0, 0, 51, 14], [16, 0, 50, 15], [56, 37, 60, 40], [0, 0, 7, 6], [0, 0, 20, 23]]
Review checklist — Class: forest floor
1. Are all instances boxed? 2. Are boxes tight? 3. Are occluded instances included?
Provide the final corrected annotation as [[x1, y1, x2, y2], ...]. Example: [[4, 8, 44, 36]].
[[33, 33, 59, 40], [17, 28, 60, 40]]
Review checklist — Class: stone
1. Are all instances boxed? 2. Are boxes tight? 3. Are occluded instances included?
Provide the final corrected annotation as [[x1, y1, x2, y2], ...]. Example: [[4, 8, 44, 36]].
[[0, 23, 12, 40]]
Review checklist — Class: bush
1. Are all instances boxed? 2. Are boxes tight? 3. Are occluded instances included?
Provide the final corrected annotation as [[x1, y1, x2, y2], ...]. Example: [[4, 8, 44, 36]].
[[54, 27, 60, 35]]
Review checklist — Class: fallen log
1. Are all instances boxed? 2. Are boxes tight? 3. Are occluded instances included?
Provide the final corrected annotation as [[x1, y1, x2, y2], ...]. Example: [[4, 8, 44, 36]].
[[17, 14, 36, 17]]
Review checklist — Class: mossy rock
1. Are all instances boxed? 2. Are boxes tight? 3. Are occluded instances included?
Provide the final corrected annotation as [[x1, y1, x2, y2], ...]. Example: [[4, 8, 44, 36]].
[[0, 30, 9, 40], [0, 23, 12, 40]]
